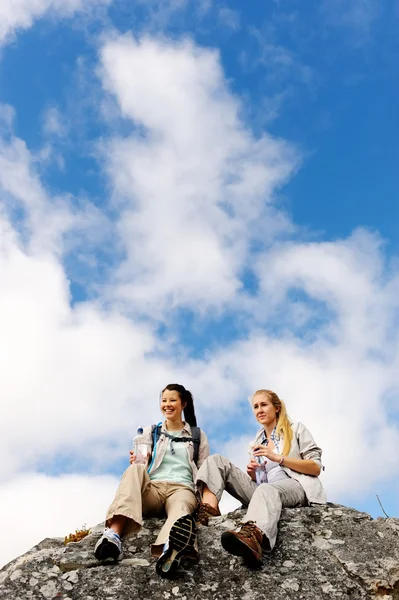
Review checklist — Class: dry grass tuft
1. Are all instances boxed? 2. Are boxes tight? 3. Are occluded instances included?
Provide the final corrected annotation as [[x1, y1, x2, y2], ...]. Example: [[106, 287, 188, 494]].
[[64, 525, 91, 545]]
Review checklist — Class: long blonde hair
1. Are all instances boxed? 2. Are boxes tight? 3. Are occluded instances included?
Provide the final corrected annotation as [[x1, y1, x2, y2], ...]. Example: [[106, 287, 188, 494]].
[[251, 389, 293, 456]]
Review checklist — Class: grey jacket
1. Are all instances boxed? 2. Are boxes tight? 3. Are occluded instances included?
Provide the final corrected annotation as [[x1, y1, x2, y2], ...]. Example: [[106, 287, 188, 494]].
[[251, 421, 327, 504]]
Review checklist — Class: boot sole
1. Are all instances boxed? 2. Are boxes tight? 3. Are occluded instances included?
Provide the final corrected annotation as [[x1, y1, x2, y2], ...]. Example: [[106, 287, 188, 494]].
[[94, 538, 121, 561], [156, 515, 196, 579], [221, 531, 262, 568]]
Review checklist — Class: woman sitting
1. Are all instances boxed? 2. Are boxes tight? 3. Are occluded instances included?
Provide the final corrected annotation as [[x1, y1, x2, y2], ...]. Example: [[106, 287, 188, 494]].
[[196, 389, 326, 568], [94, 383, 210, 578]]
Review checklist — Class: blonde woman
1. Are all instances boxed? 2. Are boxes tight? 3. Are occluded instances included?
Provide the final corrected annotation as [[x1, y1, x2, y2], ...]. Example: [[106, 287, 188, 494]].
[[196, 389, 326, 568]]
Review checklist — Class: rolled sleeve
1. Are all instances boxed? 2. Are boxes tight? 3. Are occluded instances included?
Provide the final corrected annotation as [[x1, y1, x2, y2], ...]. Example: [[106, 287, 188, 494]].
[[297, 422, 324, 469], [197, 430, 210, 468], [142, 426, 154, 450]]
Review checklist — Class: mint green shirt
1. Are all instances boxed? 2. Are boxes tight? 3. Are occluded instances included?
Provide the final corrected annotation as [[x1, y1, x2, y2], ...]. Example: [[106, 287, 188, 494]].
[[149, 429, 194, 489]]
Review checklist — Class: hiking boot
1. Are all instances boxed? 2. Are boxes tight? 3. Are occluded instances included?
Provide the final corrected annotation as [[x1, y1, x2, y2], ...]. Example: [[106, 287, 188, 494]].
[[196, 502, 221, 526], [156, 514, 197, 579], [221, 522, 264, 568], [94, 527, 122, 561]]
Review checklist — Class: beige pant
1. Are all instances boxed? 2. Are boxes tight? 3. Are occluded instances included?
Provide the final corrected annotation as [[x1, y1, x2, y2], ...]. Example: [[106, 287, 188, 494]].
[[106, 464, 197, 556], [196, 454, 306, 550]]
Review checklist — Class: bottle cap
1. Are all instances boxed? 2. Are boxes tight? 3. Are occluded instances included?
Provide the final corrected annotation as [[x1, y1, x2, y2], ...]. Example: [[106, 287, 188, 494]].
[[137, 427, 143, 434]]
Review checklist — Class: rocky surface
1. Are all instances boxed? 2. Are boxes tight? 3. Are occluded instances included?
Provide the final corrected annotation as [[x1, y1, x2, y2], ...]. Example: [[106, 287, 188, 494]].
[[1, 504, 399, 599]]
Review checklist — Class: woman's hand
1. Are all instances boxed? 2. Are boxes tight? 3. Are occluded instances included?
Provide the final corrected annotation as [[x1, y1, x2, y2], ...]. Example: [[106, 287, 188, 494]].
[[129, 451, 151, 466], [252, 446, 321, 476], [253, 445, 282, 464], [246, 459, 258, 482]]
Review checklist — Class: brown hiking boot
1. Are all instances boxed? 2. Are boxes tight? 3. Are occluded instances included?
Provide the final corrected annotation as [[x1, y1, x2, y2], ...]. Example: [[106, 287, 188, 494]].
[[221, 522, 264, 568], [196, 503, 221, 526]]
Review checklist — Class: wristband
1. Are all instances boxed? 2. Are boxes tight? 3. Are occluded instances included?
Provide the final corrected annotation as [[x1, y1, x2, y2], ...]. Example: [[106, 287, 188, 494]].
[[278, 455, 284, 466]]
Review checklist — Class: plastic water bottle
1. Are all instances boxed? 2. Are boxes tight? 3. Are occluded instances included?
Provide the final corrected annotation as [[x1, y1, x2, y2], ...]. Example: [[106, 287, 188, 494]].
[[255, 456, 267, 485], [133, 427, 148, 465]]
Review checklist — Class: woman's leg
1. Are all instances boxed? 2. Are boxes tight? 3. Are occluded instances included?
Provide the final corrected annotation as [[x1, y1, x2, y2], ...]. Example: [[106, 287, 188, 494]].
[[152, 484, 197, 556], [201, 485, 219, 509], [197, 454, 256, 507], [244, 478, 306, 550], [221, 479, 306, 567], [95, 463, 163, 561], [105, 464, 163, 537], [153, 484, 198, 579], [107, 515, 128, 537]]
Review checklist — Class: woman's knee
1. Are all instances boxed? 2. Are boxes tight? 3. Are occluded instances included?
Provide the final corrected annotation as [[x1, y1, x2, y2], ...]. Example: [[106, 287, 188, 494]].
[[207, 453, 226, 467], [124, 463, 147, 479], [197, 454, 221, 474], [179, 498, 197, 514], [128, 463, 146, 472], [168, 491, 197, 515], [253, 483, 280, 501]]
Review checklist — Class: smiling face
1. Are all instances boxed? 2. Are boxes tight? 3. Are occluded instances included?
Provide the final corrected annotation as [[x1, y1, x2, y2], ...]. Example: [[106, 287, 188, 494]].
[[252, 392, 279, 428], [160, 388, 186, 422]]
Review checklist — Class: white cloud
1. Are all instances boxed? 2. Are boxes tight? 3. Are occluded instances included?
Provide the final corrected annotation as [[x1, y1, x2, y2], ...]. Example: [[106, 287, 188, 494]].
[[242, 27, 314, 90], [219, 492, 242, 515], [321, 0, 379, 33], [0, 104, 15, 130], [0, 0, 111, 47], [0, 129, 107, 256], [0, 473, 118, 569], [99, 35, 298, 314], [255, 230, 398, 352], [219, 8, 240, 31], [42, 106, 68, 138], [133, 0, 211, 27]]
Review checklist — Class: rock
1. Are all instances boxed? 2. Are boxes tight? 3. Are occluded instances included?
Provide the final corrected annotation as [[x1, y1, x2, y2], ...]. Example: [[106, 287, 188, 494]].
[[1, 504, 399, 599]]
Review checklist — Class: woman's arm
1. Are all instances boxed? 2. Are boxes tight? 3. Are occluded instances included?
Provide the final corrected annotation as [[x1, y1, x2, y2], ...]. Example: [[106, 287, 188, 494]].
[[295, 421, 324, 475], [246, 459, 258, 481], [278, 455, 320, 476], [252, 445, 321, 476]]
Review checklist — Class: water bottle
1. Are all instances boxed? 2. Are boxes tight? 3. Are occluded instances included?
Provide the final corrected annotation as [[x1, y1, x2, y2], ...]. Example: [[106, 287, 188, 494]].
[[255, 456, 267, 485], [133, 427, 148, 465]]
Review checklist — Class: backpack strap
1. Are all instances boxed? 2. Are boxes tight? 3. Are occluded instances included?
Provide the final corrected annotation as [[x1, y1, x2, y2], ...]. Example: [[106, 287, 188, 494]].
[[146, 424, 162, 473], [151, 424, 162, 450], [150, 424, 201, 466], [190, 426, 201, 466]]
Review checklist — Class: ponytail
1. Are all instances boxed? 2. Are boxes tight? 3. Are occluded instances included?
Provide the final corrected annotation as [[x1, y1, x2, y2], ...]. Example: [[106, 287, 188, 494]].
[[162, 383, 197, 427]]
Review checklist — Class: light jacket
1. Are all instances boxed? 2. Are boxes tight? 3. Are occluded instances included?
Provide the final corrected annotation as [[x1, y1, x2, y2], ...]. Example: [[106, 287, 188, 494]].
[[141, 422, 210, 482], [250, 421, 327, 505]]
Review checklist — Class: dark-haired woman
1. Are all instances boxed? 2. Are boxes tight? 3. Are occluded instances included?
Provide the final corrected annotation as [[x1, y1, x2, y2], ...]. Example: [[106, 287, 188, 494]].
[[94, 384, 209, 578], [196, 389, 326, 568]]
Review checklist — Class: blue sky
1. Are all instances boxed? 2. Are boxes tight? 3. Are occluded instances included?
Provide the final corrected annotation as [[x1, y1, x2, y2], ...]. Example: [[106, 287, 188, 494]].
[[0, 0, 398, 567], [2, 2, 397, 247]]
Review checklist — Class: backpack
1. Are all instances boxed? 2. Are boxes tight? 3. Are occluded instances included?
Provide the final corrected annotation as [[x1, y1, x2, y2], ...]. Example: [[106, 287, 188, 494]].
[[150, 424, 201, 466]]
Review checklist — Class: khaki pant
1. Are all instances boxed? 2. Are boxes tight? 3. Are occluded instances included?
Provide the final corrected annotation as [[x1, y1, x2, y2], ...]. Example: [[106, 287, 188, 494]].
[[196, 454, 306, 550], [106, 464, 197, 556]]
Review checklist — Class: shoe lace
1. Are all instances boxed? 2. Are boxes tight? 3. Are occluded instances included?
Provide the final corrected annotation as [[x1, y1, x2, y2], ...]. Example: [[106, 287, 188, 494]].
[[239, 522, 259, 540], [197, 503, 211, 520]]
